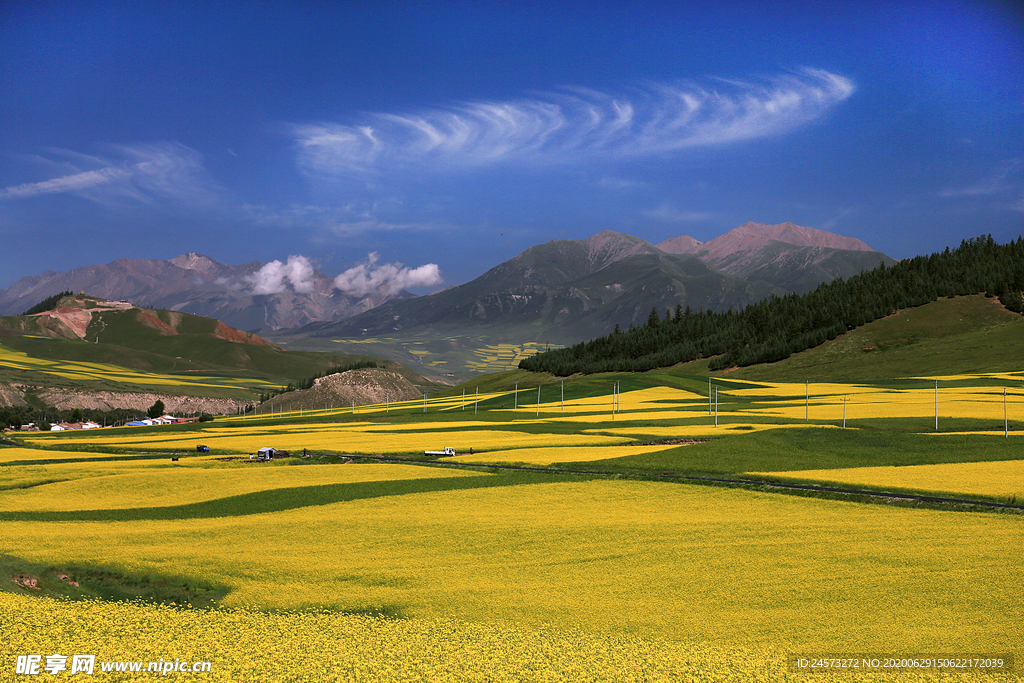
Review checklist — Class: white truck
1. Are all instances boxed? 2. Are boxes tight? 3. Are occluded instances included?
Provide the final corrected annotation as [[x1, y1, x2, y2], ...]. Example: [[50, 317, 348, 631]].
[[253, 447, 277, 461], [424, 447, 456, 457]]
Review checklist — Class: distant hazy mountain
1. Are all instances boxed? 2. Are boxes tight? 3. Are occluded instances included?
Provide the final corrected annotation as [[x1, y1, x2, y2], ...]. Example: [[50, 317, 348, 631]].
[[302, 231, 772, 342], [0, 253, 410, 331], [657, 221, 894, 293], [302, 223, 895, 342], [0, 223, 895, 343]]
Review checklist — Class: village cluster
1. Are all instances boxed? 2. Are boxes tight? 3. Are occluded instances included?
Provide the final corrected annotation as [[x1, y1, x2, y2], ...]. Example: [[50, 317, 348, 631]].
[[3, 415, 196, 432]]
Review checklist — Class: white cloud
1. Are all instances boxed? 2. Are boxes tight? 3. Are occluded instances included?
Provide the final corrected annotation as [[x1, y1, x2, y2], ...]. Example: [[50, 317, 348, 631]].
[[0, 166, 130, 200], [295, 68, 855, 177], [0, 142, 221, 210], [333, 252, 442, 296], [240, 202, 446, 239], [245, 255, 318, 295], [236, 252, 443, 297]]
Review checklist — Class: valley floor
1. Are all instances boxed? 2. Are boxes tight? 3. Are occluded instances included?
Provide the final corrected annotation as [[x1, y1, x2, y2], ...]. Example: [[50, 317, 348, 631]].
[[1, 375, 1021, 680]]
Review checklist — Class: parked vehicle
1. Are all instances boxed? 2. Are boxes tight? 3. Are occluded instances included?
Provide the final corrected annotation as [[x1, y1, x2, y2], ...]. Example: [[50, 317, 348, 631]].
[[254, 447, 276, 461]]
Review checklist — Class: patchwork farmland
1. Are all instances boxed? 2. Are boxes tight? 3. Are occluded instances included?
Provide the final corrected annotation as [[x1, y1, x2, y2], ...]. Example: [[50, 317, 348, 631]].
[[2, 371, 1021, 680], [297, 335, 561, 381]]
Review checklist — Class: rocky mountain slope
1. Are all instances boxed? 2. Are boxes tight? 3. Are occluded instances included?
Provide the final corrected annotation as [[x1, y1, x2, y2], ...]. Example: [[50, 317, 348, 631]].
[[1, 223, 895, 348], [656, 221, 893, 291], [258, 368, 423, 413], [303, 224, 894, 343], [0, 294, 278, 348]]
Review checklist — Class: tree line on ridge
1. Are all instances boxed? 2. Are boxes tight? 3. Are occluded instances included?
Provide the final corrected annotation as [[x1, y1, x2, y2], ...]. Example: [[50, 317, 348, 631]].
[[518, 235, 1024, 376]]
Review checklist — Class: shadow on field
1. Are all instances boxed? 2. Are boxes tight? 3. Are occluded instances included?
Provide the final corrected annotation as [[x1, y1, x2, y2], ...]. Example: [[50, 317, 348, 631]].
[[1, 553, 228, 606], [0, 472, 580, 522]]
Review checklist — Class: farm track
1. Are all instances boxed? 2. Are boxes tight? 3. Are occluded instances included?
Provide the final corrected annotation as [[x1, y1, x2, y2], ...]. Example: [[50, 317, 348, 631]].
[[338, 453, 1024, 512]]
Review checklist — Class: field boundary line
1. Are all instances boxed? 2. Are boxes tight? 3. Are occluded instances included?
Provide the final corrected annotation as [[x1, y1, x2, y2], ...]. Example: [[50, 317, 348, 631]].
[[336, 453, 1024, 512]]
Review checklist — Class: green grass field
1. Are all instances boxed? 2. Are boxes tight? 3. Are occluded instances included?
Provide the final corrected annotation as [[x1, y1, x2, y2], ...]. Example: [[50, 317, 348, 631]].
[[275, 332, 564, 382]]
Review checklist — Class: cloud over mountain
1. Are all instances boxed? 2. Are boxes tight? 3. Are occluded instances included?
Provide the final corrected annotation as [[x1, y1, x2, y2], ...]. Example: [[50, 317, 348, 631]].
[[245, 255, 318, 295], [233, 253, 442, 297], [333, 252, 442, 296]]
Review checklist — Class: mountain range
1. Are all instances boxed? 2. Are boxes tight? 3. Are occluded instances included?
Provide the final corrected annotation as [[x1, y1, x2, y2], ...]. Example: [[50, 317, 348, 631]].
[[299, 222, 895, 342], [0, 222, 895, 344]]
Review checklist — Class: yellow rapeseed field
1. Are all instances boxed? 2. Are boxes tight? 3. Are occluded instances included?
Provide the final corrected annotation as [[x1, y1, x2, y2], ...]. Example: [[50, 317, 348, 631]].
[[2, 474, 1020, 654], [450, 444, 677, 465], [0, 446, 127, 464], [759, 459, 1024, 499], [0, 344, 273, 390], [4, 373, 1023, 680], [5, 591, 1015, 682], [26, 423, 631, 454], [721, 379, 1024, 423], [0, 462, 481, 511]]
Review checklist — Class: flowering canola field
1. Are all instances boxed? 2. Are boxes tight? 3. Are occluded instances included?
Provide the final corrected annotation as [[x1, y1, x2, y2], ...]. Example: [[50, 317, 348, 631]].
[[759, 459, 1024, 499], [2, 469, 1020, 650], [4, 592, 1013, 682], [0, 462, 481, 511], [0, 343, 272, 390], [4, 373, 1023, 680], [23, 422, 631, 454]]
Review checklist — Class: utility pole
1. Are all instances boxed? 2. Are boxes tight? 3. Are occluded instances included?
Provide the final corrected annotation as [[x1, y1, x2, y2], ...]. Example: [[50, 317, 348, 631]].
[[514, 383, 519, 410], [536, 385, 540, 417], [935, 379, 938, 431]]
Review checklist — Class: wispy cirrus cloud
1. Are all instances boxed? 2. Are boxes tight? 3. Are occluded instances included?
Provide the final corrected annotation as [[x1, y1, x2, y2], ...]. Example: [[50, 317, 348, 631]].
[[643, 203, 718, 223], [939, 158, 1022, 197], [295, 68, 855, 177], [241, 202, 446, 237], [940, 158, 1024, 213], [0, 142, 221, 210]]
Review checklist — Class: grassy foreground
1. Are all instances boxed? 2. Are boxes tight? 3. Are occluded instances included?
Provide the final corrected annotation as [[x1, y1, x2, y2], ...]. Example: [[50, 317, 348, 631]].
[[1, 374, 1021, 680]]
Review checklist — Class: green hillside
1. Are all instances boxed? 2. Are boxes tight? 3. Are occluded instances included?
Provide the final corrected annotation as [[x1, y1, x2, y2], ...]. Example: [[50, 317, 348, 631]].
[[0, 297, 439, 405], [521, 235, 1024, 376], [729, 294, 1024, 382]]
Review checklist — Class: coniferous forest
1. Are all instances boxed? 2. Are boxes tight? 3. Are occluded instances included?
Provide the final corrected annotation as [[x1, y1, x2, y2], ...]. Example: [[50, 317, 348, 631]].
[[519, 235, 1024, 376]]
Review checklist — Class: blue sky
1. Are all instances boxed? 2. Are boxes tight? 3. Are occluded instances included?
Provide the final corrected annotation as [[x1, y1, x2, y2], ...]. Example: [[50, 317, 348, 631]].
[[2, 0, 1022, 292]]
